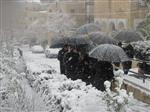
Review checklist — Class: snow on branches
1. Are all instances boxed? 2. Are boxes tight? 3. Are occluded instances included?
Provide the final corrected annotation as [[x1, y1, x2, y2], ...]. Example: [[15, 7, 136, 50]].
[[103, 71, 134, 112]]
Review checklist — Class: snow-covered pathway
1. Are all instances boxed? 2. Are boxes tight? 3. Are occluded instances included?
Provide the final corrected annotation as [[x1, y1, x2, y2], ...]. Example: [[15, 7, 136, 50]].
[[22, 46, 150, 112]]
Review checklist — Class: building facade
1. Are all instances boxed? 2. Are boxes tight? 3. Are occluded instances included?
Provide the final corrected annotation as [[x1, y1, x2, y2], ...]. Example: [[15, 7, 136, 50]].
[[25, 0, 148, 32], [94, 0, 148, 32]]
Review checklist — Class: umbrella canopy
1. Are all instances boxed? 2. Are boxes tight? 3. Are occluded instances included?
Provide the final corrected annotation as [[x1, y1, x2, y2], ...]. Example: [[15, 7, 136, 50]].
[[50, 35, 91, 48], [89, 44, 129, 62], [76, 23, 101, 35], [88, 32, 117, 45], [69, 35, 91, 46], [50, 37, 70, 48], [114, 31, 143, 43]]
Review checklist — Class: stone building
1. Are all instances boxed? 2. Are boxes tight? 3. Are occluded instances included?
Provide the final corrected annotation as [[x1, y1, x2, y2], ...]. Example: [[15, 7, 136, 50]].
[[94, 0, 148, 32]]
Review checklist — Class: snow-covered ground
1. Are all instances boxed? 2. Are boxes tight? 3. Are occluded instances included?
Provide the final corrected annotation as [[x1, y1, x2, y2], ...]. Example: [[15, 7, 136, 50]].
[[21, 46, 150, 112]]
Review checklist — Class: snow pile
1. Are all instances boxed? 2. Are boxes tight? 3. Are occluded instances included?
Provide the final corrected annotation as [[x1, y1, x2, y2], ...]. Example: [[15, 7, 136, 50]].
[[31, 45, 44, 53], [45, 48, 60, 58]]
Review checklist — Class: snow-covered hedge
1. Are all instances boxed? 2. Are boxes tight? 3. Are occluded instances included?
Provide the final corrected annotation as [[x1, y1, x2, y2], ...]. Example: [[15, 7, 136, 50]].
[[26, 67, 108, 112], [0, 48, 32, 112], [31, 45, 44, 53]]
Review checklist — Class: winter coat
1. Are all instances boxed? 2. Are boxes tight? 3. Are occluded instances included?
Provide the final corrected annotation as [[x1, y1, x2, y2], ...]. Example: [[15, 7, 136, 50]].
[[58, 49, 67, 74], [93, 61, 114, 91], [83, 56, 97, 84], [76, 55, 97, 84], [63, 51, 80, 79], [122, 44, 134, 71]]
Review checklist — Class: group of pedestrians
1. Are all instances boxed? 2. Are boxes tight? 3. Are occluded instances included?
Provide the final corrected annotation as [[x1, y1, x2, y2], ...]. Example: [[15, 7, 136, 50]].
[[58, 44, 114, 91]]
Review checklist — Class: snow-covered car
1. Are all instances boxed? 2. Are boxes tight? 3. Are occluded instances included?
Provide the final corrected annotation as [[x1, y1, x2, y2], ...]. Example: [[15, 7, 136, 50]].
[[45, 48, 60, 58], [31, 45, 44, 53]]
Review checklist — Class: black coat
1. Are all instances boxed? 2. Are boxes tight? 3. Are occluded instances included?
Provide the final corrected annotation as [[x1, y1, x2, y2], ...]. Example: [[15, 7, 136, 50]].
[[76, 56, 97, 84], [58, 49, 67, 74], [122, 44, 134, 70], [63, 51, 79, 79], [123, 44, 134, 58], [58, 49, 67, 62], [94, 61, 114, 91]]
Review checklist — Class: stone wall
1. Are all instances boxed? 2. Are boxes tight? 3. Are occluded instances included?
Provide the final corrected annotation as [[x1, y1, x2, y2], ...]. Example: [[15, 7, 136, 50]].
[[123, 81, 150, 104]]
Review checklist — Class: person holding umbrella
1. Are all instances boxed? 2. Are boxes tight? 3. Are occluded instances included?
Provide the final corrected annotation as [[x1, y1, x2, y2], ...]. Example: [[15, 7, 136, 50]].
[[89, 44, 129, 91], [122, 43, 134, 74], [57, 44, 68, 74], [76, 53, 97, 85], [63, 45, 80, 80]]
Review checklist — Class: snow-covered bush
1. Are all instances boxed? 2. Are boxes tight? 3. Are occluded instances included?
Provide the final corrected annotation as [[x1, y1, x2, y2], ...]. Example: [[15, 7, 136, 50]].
[[103, 71, 133, 112], [0, 46, 33, 112], [31, 45, 44, 53]]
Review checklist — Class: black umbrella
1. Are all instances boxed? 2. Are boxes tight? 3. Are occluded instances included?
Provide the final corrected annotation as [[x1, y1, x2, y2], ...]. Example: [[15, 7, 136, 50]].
[[50, 35, 92, 48], [68, 35, 91, 46], [76, 23, 101, 35], [88, 32, 117, 45], [89, 44, 129, 62], [50, 37, 70, 48], [114, 31, 143, 43]]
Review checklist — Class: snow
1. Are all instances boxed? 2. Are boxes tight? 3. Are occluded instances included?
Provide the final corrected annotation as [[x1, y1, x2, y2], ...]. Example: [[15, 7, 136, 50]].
[[23, 46, 109, 112], [31, 45, 44, 53], [21, 46, 150, 112], [123, 75, 150, 95], [1, 44, 149, 112]]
